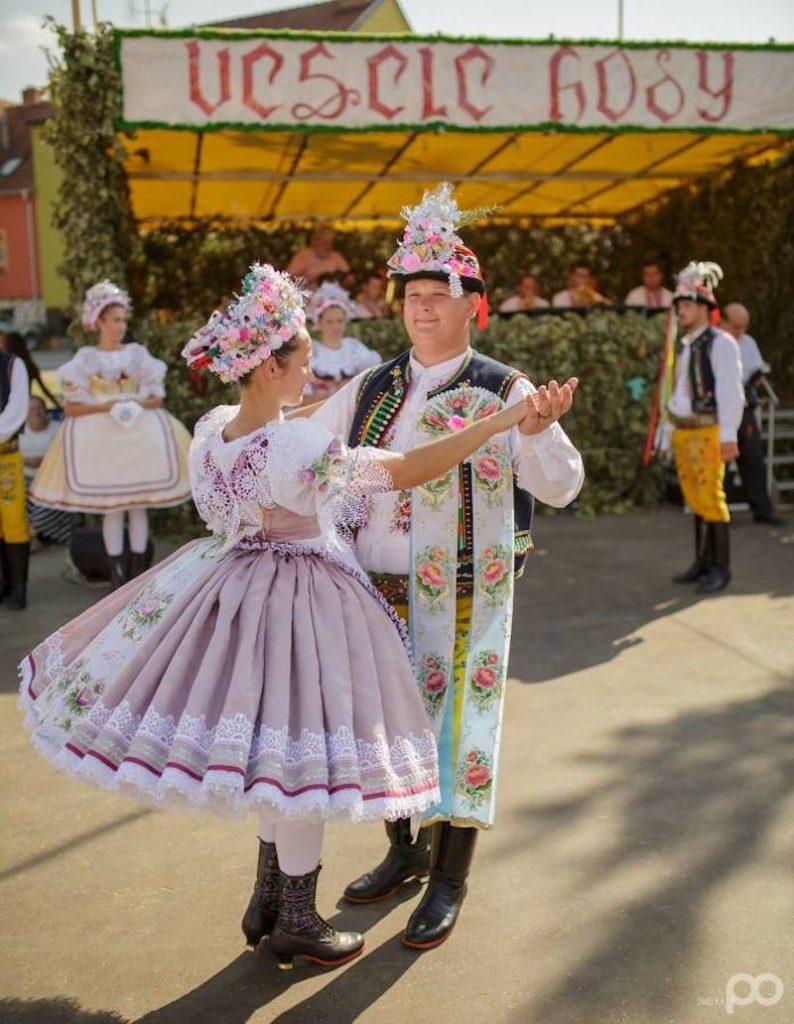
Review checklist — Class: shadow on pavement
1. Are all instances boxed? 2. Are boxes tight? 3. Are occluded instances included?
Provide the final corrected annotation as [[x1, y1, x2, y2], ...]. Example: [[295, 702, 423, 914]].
[[135, 934, 419, 1024], [0, 809, 151, 884], [0, 998, 128, 1023], [512, 511, 793, 684], [507, 684, 794, 1023]]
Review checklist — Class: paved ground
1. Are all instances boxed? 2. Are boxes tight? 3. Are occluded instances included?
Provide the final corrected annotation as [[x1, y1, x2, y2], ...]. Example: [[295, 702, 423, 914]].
[[1, 508, 792, 1024]]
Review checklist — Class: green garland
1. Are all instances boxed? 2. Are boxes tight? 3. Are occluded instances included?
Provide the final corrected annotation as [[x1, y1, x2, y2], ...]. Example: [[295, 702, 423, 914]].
[[113, 27, 794, 52], [44, 21, 140, 340]]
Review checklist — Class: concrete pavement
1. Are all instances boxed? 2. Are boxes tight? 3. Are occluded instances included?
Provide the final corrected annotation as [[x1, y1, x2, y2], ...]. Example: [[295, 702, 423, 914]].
[[1, 509, 792, 1024]]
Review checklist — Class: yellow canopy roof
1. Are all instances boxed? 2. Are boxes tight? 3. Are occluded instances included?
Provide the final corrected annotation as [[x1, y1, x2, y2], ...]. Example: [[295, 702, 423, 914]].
[[116, 30, 794, 226]]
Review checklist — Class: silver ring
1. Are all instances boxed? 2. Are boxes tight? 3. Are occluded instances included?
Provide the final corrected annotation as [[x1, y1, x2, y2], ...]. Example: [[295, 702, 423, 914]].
[[537, 411, 552, 420]]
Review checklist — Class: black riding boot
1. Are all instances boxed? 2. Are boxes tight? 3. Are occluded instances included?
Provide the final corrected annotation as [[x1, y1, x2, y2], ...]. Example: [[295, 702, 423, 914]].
[[108, 554, 127, 590], [401, 823, 477, 950], [241, 839, 280, 948], [672, 515, 708, 583], [0, 540, 12, 602], [269, 865, 364, 971], [4, 542, 30, 610], [343, 818, 432, 903], [696, 522, 731, 594]]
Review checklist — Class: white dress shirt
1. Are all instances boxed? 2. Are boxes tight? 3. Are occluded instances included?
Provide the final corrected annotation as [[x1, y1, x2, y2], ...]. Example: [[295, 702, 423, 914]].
[[624, 286, 673, 308], [737, 332, 770, 384], [311, 347, 585, 575], [0, 359, 30, 442], [668, 325, 744, 443]]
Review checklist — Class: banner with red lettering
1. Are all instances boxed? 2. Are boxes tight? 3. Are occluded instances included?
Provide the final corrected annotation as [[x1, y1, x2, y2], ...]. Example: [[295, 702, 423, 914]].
[[117, 31, 794, 134]]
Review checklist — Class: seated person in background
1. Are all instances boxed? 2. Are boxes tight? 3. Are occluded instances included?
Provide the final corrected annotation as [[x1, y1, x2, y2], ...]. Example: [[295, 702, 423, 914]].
[[552, 263, 609, 307], [287, 226, 351, 288], [307, 282, 380, 399], [625, 262, 673, 308], [355, 273, 389, 319], [19, 397, 76, 544], [499, 273, 550, 312]]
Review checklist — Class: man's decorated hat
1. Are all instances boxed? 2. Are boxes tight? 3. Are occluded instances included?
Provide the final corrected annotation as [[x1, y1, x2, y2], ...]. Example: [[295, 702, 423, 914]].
[[182, 263, 306, 384], [673, 260, 724, 309], [307, 281, 358, 325], [82, 281, 131, 330], [387, 182, 486, 298]]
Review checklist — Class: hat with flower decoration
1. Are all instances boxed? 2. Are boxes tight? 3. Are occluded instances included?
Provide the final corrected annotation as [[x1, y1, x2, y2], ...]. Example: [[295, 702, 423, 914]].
[[82, 281, 131, 331], [673, 261, 724, 309], [387, 182, 489, 327], [181, 264, 306, 384], [306, 281, 358, 325]]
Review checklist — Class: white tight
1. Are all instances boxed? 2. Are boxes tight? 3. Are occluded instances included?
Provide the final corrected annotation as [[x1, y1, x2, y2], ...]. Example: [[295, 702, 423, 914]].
[[258, 813, 324, 875], [102, 509, 149, 556]]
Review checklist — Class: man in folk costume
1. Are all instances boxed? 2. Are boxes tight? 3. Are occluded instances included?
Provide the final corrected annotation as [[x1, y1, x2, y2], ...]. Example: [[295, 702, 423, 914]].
[[0, 343, 31, 609], [668, 261, 744, 594], [313, 184, 584, 948]]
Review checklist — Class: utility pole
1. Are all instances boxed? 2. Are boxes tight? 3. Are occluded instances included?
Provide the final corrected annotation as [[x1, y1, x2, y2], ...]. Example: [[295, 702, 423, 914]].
[[71, 0, 82, 31], [618, 0, 624, 40]]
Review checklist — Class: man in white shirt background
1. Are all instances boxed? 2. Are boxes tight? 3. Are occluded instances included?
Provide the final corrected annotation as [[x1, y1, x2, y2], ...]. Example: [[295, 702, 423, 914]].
[[552, 262, 609, 308], [722, 302, 785, 525], [625, 262, 673, 309], [667, 261, 744, 594], [498, 273, 550, 313]]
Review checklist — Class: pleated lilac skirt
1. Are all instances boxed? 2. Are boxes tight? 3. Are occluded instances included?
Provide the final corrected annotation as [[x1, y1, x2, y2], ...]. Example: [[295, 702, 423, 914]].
[[19, 535, 440, 822]]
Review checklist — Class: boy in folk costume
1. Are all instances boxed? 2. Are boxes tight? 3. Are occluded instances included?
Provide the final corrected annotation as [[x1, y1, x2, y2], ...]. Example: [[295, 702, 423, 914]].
[[668, 261, 744, 593], [313, 184, 584, 949]]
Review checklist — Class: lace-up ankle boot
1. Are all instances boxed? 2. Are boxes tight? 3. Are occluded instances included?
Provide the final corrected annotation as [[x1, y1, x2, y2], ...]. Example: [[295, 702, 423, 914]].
[[270, 865, 364, 971], [241, 839, 280, 948]]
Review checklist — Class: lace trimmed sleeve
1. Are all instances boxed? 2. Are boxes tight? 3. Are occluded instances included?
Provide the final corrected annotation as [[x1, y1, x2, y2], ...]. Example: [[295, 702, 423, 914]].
[[130, 344, 167, 399], [57, 349, 93, 404]]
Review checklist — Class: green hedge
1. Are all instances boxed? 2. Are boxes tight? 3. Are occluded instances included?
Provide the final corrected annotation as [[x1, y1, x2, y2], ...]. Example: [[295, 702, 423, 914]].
[[140, 310, 665, 536]]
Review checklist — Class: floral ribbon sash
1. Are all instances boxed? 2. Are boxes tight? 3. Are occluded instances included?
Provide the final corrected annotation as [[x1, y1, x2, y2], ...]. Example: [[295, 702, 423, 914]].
[[409, 386, 515, 828]]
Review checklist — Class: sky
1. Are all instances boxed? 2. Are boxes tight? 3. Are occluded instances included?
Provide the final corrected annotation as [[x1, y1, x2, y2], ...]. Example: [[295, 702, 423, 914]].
[[1, 0, 793, 101]]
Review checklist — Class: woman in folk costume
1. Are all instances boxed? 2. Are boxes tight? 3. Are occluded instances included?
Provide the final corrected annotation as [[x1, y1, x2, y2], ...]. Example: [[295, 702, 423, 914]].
[[19, 264, 541, 971], [30, 282, 192, 587], [306, 281, 380, 398], [667, 261, 744, 593], [312, 183, 584, 949]]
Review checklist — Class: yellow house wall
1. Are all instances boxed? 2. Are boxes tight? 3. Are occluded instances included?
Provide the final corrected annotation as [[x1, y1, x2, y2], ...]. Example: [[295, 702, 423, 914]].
[[31, 125, 68, 309], [358, 0, 411, 32]]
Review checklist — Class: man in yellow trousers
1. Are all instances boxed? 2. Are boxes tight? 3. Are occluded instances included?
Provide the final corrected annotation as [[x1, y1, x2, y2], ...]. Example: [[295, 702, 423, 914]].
[[0, 344, 31, 609], [668, 261, 744, 594]]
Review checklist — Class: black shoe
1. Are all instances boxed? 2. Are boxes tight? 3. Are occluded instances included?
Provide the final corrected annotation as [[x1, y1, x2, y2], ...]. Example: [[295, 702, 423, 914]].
[[343, 818, 431, 903], [4, 542, 30, 610], [270, 865, 364, 971], [128, 551, 149, 581], [241, 839, 280, 948], [695, 523, 731, 595], [108, 554, 127, 590], [753, 514, 787, 526], [672, 515, 708, 583], [401, 824, 477, 950]]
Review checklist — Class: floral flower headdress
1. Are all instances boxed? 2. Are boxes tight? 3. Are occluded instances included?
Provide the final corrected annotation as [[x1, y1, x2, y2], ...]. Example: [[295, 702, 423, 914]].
[[307, 281, 358, 325], [182, 264, 306, 384], [82, 280, 131, 330], [387, 182, 487, 293], [673, 260, 723, 309], [386, 182, 490, 326]]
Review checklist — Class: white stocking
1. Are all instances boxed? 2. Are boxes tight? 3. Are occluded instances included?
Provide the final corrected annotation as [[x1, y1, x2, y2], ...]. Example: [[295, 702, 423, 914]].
[[274, 820, 325, 875], [128, 508, 149, 554], [101, 511, 125, 557]]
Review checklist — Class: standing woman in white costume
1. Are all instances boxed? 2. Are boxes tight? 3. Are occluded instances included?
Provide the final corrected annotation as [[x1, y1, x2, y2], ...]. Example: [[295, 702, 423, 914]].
[[30, 282, 192, 587], [307, 281, 380, 399]]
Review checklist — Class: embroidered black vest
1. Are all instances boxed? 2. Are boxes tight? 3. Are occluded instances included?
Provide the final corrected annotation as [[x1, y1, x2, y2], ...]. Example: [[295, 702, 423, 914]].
[[0, 352, 22, 441], [686, 328, 718, 414], [348, 349, 535, 582]]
